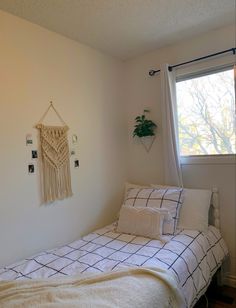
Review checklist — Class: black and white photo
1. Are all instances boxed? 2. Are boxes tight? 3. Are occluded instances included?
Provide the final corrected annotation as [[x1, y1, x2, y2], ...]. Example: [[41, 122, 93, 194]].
[[32, 150, 38, 159], [28, 164, 34, 174], [74, 160, 79, 168]]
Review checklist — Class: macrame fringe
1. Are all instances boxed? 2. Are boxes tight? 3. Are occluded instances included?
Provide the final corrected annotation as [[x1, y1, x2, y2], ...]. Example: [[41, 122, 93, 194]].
[[37, 124, 73, 204]]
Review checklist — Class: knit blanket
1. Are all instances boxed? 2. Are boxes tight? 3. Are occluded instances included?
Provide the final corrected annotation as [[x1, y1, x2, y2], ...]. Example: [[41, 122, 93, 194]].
[[0, 267, 185, 308]]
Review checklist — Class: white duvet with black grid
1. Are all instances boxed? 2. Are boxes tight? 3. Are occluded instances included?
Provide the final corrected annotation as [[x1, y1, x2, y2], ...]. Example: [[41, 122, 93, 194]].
[[0, 224, 228, 308]]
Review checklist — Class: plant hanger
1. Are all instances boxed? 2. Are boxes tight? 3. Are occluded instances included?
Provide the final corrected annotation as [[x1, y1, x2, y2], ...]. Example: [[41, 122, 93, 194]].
[[140, 135, 156, 153], [37, 101, 67, 126], [133, 109, 157, 153]]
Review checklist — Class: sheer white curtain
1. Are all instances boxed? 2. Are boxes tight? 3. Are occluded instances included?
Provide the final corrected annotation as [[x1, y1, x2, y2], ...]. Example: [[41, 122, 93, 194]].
[[160, 64, 183, 187]]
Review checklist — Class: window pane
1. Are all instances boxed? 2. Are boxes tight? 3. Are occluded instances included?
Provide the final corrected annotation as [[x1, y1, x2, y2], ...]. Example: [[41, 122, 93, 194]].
[[176, 68, 236, 156]]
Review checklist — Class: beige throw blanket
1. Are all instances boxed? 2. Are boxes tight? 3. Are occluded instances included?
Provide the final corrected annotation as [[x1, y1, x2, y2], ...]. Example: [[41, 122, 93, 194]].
[[0, 267, 185, 308]]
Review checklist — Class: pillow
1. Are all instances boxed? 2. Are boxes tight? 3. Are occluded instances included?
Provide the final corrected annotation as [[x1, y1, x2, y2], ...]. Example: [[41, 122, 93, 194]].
[[117, 206, 165, 239], [123, 182, 150, 201], [151, 184, 212, 232], [113, 183, 151, 219], [124, 187, 183, 235]]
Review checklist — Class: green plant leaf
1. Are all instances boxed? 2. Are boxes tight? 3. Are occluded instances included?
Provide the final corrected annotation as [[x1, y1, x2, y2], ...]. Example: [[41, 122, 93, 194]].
[[133, 113, 157, 138]]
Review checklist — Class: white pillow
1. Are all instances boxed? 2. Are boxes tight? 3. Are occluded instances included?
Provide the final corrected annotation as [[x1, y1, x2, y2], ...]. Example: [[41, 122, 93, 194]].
[[114, 183, 151, 219], [151, 184, 212, 232], [124, 182, 150, 201], [117, 206, 165, 239], [124, 187, 183, 235]]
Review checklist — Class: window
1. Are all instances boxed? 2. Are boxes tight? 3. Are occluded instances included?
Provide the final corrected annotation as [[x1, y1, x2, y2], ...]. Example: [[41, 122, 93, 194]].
[[176, 67, 235, 156]]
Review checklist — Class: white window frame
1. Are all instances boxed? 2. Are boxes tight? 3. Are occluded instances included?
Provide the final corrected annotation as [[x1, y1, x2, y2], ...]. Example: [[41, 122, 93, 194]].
[[175, 58, 236, 166]]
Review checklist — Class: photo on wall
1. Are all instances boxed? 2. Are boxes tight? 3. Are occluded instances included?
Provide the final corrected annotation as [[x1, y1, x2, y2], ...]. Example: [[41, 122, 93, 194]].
[[74, 160, 79, 168], [72, 134, 78, 144], [28, 164, 35, 174], [32, 150, 38, 159], [26, 134, 33, 146]]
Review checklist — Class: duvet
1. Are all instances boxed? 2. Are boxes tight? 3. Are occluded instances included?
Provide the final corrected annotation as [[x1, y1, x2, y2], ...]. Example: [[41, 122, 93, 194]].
[[0, 223, 228, 307]]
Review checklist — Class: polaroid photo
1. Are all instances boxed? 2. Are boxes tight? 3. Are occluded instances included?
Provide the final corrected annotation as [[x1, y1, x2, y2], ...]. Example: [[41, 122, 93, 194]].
[[28, 164, 35, 174], [74, 160, 79, 168], [70, 149, 76, 156], [72, 134, 78, 144], [32, 150, 38, 159], [26, 134, 33, 146]]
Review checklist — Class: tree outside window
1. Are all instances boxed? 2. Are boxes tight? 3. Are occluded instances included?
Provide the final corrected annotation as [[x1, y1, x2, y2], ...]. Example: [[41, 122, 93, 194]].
[[176, 68, 235, 156]]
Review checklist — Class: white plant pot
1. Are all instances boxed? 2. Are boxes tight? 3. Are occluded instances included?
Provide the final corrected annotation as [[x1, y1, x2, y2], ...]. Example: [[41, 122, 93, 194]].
[[140, 135, 156, 152]]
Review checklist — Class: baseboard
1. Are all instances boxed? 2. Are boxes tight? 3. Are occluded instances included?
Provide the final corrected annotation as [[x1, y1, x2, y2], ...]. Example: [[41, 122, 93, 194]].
[[223, 275, 236, 288]]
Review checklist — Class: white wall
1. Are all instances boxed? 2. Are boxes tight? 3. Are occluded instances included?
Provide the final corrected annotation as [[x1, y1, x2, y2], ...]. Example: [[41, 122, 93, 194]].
[[0, 9, 235, 287], [0, 10, 126, 267], [124, 25, 236, 286]]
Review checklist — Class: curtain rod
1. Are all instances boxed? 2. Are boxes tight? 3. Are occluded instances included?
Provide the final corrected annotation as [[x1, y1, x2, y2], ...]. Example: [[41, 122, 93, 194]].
[[149, 47, 236, 77]]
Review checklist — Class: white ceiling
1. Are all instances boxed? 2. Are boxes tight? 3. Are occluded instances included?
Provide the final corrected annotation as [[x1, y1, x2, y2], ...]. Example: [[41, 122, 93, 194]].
[[0, 0, 234, 60]]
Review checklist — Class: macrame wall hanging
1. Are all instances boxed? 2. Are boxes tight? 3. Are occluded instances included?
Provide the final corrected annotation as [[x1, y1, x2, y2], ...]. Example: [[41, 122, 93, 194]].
[[36, 102, 73, 204]]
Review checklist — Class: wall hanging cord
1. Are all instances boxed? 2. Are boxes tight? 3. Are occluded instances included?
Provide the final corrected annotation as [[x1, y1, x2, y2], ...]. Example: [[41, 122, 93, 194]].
[[149, 47, 236, 76], [37, 101, 67, 126]]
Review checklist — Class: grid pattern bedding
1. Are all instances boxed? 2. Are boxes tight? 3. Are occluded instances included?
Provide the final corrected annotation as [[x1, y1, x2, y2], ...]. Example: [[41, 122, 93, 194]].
[[0, 224, 228, 308]]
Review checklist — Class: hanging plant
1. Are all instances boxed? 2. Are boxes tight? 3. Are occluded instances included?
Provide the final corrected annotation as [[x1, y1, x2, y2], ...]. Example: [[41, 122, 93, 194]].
[[133, 110, 157, 138]]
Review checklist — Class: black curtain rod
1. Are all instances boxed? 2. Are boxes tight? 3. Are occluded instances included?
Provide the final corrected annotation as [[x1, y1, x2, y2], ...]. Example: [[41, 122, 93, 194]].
[[149, 47, 236, 77]]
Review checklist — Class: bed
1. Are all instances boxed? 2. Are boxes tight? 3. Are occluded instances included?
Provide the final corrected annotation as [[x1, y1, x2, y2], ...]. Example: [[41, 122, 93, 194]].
[[0, 186, 228, 307]]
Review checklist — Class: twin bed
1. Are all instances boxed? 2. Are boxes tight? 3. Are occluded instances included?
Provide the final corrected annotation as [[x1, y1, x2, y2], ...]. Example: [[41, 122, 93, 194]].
[[0, 185, 228, 307]]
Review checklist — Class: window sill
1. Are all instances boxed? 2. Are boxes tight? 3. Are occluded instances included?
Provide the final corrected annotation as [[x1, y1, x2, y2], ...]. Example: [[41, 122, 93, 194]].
[[180, 154, 236, 165]]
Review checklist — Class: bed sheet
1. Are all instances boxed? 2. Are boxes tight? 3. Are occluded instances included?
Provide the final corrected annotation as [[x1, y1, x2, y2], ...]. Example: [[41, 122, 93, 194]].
[[0, 224, 228, 307]]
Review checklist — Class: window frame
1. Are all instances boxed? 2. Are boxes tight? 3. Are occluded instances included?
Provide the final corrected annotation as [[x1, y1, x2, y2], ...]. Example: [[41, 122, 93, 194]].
[[175, 63, 236, 165]]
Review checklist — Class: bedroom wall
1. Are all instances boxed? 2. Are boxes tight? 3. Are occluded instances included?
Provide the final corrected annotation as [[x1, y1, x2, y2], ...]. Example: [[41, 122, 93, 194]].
[[124, 25, 236, 286], [0, 10, 126, 267]]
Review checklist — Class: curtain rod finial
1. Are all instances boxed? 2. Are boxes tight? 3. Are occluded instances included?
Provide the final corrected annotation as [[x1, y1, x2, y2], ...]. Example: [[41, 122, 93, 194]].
[[149, 70, 156, 76], [149, 69, 161, 76]]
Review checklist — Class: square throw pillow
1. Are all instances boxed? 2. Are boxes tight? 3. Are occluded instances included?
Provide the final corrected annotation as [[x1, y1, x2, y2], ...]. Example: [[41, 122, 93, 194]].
[[114, 182, 151, 220], [117, 206, 165, 239], [151, 184, 212, 232], [124, 187, 183, 235], [123, 182, 150, 202], [178, 188, 211, 232]]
